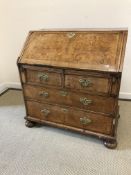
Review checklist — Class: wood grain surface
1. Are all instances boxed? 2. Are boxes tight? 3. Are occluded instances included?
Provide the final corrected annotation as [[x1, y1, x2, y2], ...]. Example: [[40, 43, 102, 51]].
[[27, 100, 113, 135], [17, 29, 128, 148], [19, 30, 127, 72], [24, 84, 116, 114]]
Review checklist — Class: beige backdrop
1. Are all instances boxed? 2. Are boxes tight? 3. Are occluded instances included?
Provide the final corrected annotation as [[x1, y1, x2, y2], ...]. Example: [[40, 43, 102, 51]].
[[0, 0, 131, 98]]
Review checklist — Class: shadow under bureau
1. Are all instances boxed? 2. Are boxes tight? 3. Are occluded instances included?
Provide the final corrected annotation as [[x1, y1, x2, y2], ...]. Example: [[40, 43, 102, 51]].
[[17, 29, 128, 148]]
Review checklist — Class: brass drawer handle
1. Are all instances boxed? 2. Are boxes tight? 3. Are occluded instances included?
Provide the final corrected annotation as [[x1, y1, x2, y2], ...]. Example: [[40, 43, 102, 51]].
[[79, 79, 91, 87], [41, 109, 50, 117], [80, 117, 92, 125], [80, 97, 92, 106], [38, 73, 48, 82], [60, 91, 68, 96], [39, 91, 49, 98]]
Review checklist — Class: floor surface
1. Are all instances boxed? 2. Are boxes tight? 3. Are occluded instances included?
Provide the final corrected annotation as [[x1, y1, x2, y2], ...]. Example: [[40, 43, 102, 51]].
[[0, 90, 131, 175]]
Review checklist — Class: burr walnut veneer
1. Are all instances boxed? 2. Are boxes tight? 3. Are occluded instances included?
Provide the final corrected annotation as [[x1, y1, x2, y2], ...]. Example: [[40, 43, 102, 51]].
[[17, 29, 128, 148]]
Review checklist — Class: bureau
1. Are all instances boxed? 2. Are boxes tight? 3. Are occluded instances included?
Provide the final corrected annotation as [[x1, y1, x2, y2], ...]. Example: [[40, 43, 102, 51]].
[[17, 29, 128, 148]]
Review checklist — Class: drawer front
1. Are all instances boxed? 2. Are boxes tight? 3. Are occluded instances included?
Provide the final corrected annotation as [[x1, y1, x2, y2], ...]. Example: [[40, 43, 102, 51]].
[[26, 68, 62, 87], [26, 101, 113, 135], [24, 85, 116, 114], [26, 101, 65, 124], [65, 108, 113, 135], [65, 74, 110, 94]]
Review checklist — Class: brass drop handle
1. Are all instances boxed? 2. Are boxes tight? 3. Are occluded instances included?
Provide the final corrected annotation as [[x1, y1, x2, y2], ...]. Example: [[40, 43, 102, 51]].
[[79, 79, 91, 87], [38, 73, 48, 82], [80, 97, 92, 106], [80, 117, 92, 125], [39, 91, 49, 98], [41, 109, 50, 117]]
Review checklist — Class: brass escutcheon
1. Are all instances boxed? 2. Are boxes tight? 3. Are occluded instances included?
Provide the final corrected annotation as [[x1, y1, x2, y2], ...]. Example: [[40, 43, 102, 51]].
[[61, 108, 68, 112], [67, 32, 76, 38], [60, 91, 68, 96]]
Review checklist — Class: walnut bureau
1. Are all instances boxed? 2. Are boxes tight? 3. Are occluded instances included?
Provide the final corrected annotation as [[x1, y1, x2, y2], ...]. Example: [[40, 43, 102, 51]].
[[17, 29, 128, 148]]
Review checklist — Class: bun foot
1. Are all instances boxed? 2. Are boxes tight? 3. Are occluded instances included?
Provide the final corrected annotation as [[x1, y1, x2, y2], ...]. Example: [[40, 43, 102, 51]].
[[25, 120, 35, 128], [103, 139, 117, 149]]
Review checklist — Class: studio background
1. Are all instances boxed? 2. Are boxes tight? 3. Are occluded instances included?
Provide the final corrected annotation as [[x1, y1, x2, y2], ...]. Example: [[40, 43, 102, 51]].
[[0, 0, 131, 98]]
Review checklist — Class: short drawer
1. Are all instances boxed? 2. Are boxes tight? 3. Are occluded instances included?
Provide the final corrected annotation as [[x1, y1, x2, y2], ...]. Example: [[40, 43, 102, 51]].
[[24, 84, 116, 114], [26, 101, 65, 124], [25, 66, 62, 87], [26, 101, 113, 135], [65, 74, 110, 94]]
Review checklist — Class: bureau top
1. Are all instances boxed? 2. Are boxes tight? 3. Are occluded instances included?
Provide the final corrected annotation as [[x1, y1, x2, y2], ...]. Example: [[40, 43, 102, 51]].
[[18, 29, 128, 72]]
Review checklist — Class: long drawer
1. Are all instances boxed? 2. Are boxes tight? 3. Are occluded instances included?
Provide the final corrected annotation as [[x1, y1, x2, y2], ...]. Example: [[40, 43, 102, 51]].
[[26, 101, 113, 135], [24, 84, 116, 114]]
